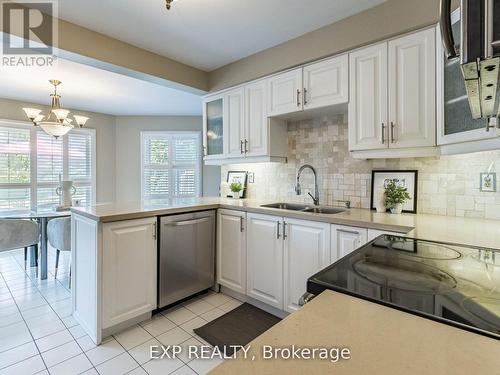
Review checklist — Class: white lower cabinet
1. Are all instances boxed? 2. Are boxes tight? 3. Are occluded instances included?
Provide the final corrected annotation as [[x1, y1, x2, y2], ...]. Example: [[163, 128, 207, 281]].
[[217, 209, 246, 294], [246, 213, 283, 309], [101, 217, 157, 329], [367, 229, 407, 241], [283, 218, 330, 313], [331, 225, 368, 263], [244, 212, 331, 312], [217, 210, 407, 314]]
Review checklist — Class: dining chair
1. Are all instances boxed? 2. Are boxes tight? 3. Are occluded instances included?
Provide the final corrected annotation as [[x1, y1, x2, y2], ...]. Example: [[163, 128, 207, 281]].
[[47, 217, 71, 286], [0, 219, 40, 270]]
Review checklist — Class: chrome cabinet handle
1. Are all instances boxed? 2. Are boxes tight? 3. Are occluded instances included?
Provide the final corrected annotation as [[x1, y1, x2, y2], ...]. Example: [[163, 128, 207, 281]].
[[381, 123, 386, 144], [296, 89, 301, 107], [240, 216, 244, 232], [240, 140, 244, 154], [336, 228, 360, 235], [244, 139, 248, 154], [283, 221, 288, 239], [276, 221, 281, 239], [390, 122, 395, 143], [153, 222, 157, 239], [303, 88, 308, 105]]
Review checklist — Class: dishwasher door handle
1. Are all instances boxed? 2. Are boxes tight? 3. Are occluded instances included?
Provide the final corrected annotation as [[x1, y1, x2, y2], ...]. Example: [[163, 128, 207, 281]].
[[163, 217, 212, 226]]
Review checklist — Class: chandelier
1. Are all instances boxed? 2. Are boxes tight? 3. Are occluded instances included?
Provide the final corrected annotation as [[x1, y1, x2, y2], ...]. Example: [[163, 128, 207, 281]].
[[165, 0, 177, 10], [23, 80, 89, 138]]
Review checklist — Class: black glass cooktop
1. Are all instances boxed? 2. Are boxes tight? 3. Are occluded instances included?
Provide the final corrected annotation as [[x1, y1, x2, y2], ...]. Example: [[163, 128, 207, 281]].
[[307, 235, 500, 340]]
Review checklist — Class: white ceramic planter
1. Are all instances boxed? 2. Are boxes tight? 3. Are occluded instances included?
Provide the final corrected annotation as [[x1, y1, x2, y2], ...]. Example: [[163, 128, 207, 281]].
[[390, 203, 403, 214]]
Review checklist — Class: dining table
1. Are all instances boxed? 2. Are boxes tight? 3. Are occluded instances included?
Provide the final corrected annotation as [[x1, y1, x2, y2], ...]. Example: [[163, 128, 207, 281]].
[[0, 208, 71, 280]]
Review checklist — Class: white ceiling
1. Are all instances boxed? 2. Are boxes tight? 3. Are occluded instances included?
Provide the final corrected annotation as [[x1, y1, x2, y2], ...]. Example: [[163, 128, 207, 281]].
[[0, 58, 202, 116], [58, 0, 385, 71]]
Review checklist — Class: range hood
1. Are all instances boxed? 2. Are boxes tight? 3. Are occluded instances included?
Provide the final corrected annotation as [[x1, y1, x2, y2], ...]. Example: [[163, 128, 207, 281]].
[[440, 0, 500, 121]]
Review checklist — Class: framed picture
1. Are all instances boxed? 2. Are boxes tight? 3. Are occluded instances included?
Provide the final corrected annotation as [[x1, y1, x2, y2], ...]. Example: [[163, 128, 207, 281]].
[[370, 170, 418, 213], [226, 171, 248, 198]]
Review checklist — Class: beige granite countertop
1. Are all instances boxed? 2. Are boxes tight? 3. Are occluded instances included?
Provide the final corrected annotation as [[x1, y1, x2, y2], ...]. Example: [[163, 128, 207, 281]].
[[210, 290, 500, 375], [71, 198, 500, 249]]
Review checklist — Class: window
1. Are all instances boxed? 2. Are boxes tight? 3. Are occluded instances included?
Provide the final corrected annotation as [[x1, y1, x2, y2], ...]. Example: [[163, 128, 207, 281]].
[[141, 131, 201, 201], [0, 121, 96, 212]]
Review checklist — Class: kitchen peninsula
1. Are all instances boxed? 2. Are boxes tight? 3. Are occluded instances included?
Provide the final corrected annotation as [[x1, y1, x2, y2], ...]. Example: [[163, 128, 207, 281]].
[[71, 198, 500, 344]]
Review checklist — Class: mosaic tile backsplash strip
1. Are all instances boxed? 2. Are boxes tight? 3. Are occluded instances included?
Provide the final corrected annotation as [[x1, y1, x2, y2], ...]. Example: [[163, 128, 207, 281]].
[[221, 114, 500, 220]]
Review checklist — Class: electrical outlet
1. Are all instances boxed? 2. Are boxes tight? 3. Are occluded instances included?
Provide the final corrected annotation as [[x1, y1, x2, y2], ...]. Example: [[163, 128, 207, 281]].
[[480, 172, 496, 192], [248, 172, 255, 183]]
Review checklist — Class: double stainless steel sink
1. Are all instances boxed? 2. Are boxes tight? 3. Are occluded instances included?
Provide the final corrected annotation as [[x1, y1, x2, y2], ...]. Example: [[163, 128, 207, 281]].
[[260, 202, 346, 215]]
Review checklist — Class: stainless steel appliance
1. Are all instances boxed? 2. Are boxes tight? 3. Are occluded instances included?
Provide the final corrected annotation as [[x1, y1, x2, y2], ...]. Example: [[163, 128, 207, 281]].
[[305, 235, 500, 340], [158, 210, 215, 308], [440, 0, 500, 120]]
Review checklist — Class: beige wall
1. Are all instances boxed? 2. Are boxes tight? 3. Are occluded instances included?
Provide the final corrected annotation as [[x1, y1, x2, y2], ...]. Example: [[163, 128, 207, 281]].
[[0, 98, 116, 203], [115, 116, 220, 202], [209, 0, 442, 91]]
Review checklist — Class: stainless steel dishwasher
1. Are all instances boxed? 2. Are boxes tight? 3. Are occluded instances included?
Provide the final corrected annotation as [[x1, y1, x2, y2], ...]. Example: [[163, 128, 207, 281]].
[[158, 210, 215, 308]]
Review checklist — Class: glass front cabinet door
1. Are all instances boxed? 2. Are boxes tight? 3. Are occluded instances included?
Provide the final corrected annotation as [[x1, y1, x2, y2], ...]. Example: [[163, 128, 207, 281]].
[[203, 94, 226, 159]]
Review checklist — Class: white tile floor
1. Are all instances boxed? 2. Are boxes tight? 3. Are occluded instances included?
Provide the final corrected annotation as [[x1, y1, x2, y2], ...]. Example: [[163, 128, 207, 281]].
[[0, 248, 243, 375]]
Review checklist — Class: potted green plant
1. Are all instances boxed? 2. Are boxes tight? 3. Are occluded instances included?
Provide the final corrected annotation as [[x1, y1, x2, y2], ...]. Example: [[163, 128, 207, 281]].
[[229, 182, 243, 199], [384, 181, 411, 214]]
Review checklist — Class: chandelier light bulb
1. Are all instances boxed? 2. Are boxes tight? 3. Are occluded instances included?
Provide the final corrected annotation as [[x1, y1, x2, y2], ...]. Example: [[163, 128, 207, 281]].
[[22, 108, 42, 121], [52, 108, 70, 121], [73, 115, 89, 128]]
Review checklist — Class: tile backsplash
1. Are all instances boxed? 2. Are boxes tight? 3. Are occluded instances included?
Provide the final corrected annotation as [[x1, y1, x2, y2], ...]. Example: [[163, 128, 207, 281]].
[[221, 114, 500, 220]]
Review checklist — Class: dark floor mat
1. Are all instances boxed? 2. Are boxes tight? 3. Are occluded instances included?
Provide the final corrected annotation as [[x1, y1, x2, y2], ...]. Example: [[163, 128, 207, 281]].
[[194, 302, 281, 355]]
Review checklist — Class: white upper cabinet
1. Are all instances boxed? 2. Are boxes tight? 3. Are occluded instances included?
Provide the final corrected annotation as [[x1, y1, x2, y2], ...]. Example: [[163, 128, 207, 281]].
[[267, 68, 304, 117], [303, 54, 349, 110], [202, 93, 226, 159], [388, 27, 436, 148], [246, 213, 284, 309], [331, 225, 368, 263], [349, 27, 438, 157], [225, 87, 245, 157], [244, 80, 268, 157], [217, 209, 246, 294], [349, 42, 388, 151], [283, 218, 330, 313]]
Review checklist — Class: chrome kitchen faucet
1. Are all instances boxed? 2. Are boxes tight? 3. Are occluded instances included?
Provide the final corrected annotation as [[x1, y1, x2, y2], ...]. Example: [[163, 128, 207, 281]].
[[295, 164, 319, 206]]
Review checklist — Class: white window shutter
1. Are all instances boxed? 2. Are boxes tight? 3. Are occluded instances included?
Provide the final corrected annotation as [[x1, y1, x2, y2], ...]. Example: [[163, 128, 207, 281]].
[[142, 132, 201, 200], [0, 126, 31, 211], [0, 122, 96, 211]]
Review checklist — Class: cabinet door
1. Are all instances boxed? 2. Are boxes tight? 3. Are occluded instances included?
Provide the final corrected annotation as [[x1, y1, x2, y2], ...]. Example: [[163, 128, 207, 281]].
[[303, 54, 348, 110], [283, 218, 330, 313], [246, 213, 283, 309], [225, 88, 245, 157], [102, 217, 157, 329], [203, 94, 226, 158], [267, 68, 303, 117], [245, 80, 268, 156], [348, 43, 388, 151], [388, 28, 436, 148], [217, 209, 246, 294], [331, 225, 368, 263]]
